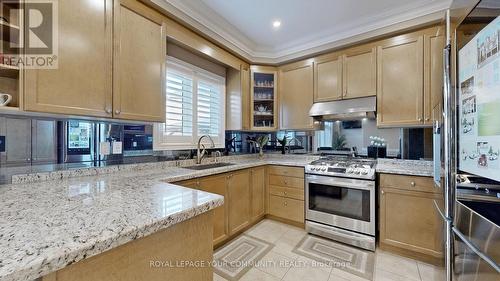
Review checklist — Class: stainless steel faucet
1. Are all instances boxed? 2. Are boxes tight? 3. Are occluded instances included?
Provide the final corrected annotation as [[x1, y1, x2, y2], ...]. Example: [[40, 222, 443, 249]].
[[196, 135, 215, 164], [287, 137, 302, 154]]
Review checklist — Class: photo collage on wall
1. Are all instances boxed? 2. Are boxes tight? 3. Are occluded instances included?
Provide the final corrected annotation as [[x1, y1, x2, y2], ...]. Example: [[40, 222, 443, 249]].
[[459, 16, 500, 181]]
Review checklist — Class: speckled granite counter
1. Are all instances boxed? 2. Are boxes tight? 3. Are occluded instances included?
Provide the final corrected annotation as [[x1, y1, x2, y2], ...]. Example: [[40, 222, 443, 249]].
[[376, 158, 434, 177], [0, 154, 435, 281], [0, 154, 316, 281]]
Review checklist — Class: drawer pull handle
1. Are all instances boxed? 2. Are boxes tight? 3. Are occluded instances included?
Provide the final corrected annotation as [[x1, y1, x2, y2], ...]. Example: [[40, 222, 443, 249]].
[[284, 201, 288, 206], [284, 192, 288, 195], [410, 181, 416, 187]]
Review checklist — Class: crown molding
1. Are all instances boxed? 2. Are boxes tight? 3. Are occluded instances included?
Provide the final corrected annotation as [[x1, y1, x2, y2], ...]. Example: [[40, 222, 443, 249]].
[[150, 0, 452, 65]]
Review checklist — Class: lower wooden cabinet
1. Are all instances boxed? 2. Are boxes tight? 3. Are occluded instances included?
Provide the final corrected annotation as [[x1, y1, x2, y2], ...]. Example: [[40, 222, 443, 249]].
[[198, 175, 228, 245], [227, 170, 251, 235], [267, 165, 305, 224], [250, 167, 266, 222], [379, 174, 444, 264], [269, 195, 304, 223]]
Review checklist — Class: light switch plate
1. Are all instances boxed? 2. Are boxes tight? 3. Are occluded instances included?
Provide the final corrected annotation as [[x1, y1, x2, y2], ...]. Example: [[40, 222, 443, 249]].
[[112, 141, 123, 154], [99, 142, 111, 155]]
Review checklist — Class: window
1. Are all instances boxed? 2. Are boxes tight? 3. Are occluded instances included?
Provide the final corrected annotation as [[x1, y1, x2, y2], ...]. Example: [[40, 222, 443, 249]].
[[154, 57, 225, 150]]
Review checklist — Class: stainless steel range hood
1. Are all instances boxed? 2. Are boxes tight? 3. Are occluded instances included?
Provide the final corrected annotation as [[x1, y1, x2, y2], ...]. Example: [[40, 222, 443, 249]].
[[309, 96, 376, 121]]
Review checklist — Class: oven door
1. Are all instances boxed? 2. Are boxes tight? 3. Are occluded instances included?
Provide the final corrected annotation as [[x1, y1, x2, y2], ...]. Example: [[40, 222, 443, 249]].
[[305, 174, 375, 235]]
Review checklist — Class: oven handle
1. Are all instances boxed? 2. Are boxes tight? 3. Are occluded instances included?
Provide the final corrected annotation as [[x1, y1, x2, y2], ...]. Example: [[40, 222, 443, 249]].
[[306, 175, 374, 191]]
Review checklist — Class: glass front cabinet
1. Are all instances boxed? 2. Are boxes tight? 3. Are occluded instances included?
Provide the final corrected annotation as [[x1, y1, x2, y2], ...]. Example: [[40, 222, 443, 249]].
[[250, 66, 278, 131]]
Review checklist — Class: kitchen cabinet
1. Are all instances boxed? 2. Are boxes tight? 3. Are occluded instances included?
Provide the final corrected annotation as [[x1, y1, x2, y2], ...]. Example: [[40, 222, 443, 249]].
[[227, 169, 251, 235], [314, 52, 343, 102], [342, 46, 377, 99], [198, 175, 228, 245], [424, 29, 445, 125], [250, 167, 266, 222], [250, 66, 278, 130], [113, 0, 166, 122], [267, 166, 305, 224], [377, 33, 424, 127], [226, 64, 250, 131], [379, 174, 444, 264], [279, 60, 314, 130], [31, 120, 57, 164], [24, 0, 113, 118], [377, 26, 444, 127]]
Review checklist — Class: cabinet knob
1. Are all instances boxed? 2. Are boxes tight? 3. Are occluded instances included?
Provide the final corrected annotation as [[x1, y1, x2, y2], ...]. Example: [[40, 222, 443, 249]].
[[410, 181, 416, 187], [425, 117, 430, 121], [105, 107, 112, 114], [284, 192, 288, 196], [284, 180, 288, 185], [284, 201, 288, 206], [418, 118, 423, 122], [115, 109, 121, 115], [196, 181, 200, 187], [381, 190, 385, 195]]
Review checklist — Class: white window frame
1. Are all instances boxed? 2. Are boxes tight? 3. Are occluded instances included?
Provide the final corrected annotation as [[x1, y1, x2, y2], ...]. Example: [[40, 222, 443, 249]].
[[154, 57, 226, 150]]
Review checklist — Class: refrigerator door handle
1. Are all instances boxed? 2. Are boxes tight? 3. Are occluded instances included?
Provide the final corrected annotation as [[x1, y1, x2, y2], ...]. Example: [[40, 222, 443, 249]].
[[453, 227, 500, 273]]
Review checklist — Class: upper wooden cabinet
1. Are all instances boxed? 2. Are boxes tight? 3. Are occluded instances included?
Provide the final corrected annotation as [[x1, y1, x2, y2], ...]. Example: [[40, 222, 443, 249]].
[[342, 46, 377, 99], [226, 64, 250, 131], [24, 0, 113, 117], [279, 60, 314, 130], [113, 0, 166, 122], [250, 66, 278, 131], [424, 29, 445, 126], [377, 26, 444, 127], [314, 53, 342, 102], [377, 33, 424, 127]]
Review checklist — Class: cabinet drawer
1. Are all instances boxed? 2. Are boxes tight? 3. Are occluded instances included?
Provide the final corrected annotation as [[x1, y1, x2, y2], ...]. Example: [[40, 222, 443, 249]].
[[269, 175, 304, 189], [268, 166, 304, 178], [269, 185, 304, 200], [380, 174, 436, 193], [269, 195, 304, 223]]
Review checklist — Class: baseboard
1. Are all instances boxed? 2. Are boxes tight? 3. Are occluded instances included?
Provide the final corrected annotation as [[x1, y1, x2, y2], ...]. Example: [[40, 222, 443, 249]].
[[379, 242, 444, 266], [265, 215, 305, 229]]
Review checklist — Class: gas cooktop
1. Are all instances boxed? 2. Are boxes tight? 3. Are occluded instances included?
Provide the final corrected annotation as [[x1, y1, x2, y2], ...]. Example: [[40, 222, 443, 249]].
[[306, 156, 376, 180]]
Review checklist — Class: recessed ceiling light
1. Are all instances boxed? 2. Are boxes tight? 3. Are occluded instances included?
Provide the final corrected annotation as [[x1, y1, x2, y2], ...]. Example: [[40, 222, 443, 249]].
[[272, 20, 281, 29]]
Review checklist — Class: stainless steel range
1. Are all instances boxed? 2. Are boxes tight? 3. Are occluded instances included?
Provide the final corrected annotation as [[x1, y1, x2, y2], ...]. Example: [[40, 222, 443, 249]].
[[305, 156, 377, 251]]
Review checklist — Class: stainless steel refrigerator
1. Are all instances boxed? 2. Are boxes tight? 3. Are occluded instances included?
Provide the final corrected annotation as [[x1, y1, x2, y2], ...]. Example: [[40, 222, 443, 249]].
[[436, 1, 500, 280]]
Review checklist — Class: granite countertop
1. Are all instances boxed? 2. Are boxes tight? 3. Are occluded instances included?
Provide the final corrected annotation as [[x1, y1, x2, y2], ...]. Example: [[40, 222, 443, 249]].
[[0, 154, 433, 281], [376, 158, 434, 177], [0, 155, 317, 281]]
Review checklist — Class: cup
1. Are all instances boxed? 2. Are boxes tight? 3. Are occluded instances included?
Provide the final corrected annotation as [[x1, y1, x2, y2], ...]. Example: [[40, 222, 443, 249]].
[[0, 93, 12, 106]]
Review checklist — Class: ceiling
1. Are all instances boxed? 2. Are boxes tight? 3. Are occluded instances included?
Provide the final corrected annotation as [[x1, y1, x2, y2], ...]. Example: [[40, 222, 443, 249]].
[[155, 0, 452, 64]]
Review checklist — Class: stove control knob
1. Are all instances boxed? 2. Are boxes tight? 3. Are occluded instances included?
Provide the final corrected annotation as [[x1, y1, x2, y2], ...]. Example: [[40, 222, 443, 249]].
[[354, 168, 361, 174], [321, 167, 327, 172], [361, 169, 368, 175], [346, 168, 353, 173]]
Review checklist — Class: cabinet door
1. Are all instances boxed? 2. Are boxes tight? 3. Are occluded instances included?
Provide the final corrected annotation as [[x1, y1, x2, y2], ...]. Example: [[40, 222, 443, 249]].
[[1, 117, 31, 165], [241, 65, 251, 130], [199, 174, 228, 245], [113, 0, 166, 122], [32, 120, 57, 164], [226, 64, 250, 131], [424, 30, 445, 125], [250, 167, 266, 222], [377, 35, 424, 127], [314, 53, 342, 102], [24, 0, 113, 117], [228, 170, 251, 235], [380, 187, 443, 259], [280, 61, 314, 130], [342, 47, 377, 99]]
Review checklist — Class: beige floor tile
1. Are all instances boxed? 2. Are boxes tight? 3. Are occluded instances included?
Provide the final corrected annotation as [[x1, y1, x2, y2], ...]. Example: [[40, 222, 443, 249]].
[[213, 272, 229, 281], [282, 258, 332, 281], [375, 251, 420, 280], [270, 231, 306, 259], [255, 251, 295, 279], [417, 262, 444, 281], [239, 268, 281, 281], [374, 267, 421, 281], [329, 268, 371, 281], [245, 220, 289, 243]]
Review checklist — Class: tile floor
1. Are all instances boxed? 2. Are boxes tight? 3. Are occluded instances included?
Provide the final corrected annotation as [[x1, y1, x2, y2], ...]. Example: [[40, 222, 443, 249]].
[[214, 219, 443, 281]]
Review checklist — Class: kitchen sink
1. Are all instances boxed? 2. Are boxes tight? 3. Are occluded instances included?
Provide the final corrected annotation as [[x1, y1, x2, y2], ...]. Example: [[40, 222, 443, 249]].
[[183, 162, 235, 170]]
